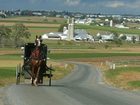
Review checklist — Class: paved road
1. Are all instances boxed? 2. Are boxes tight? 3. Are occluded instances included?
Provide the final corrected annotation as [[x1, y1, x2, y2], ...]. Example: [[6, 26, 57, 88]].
[[4, 63, 140, 105]]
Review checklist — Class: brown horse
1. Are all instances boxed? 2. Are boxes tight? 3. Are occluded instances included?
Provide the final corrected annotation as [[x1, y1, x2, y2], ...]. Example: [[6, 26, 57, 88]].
[[30, 46, 42, 86]]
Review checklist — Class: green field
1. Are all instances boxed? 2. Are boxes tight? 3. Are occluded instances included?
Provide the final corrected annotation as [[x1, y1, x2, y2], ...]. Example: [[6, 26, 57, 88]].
[[0, 67, 15, 86], [105, 67, 140, 79], [128, 81, 140, 88], [0, 53, 140, 60], [105, 67, 140, 89], [0, 54, 21, 60], [49, 53, 140, 60], [0, 16, 66, 24], [76, 24, 140, 35], [0, 67, 15, 78]]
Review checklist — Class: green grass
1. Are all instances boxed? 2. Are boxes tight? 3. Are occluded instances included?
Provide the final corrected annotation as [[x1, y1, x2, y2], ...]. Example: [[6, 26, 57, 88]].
[[51, 64, 74, 80], [0, 67, 16, 86], [105, 66, 140, 89], [48, 53, 140, 60], [105, 67, 140, 79], [76, 24, 140, 35], [0, 67, 15, 78], [0, 54, 21, 60], [1, 53, 140, 60], [128, 81, 140, 88], [0, 20, 65, 24]]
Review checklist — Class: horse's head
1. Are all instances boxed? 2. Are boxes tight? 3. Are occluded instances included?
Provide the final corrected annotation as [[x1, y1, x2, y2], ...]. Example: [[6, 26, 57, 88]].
[[35, 38, 41, 47]]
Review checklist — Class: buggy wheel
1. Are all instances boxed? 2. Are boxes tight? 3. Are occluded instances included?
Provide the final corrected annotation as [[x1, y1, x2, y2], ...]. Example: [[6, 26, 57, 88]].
[[49, 69, 52, 86], [16, 64, 21, 85]]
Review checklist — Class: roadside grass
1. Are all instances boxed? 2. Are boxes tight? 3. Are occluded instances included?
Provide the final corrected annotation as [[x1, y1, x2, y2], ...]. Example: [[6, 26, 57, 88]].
[[0, 61, 74, 86], [0, 54, 21, 60], [105, 67, 140, 79], [0, 67, 15, 86], [105, 67, 140, 89], [50, 63, 74, 80], [128, 81, 140, 88], [0, 67, 15, 78]]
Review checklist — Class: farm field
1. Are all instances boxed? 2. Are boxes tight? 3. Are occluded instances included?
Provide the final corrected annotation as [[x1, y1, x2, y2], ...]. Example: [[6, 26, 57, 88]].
[[76, 24, 140, 35], [0, 46, 140, 89], [0, 22, 60, 27], [0, 16, 66, 24], [0, 16, 140, 90]]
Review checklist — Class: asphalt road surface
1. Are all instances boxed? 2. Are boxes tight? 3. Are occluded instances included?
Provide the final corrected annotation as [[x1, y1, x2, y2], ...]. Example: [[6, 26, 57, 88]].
[[4, 62, 140, 105]]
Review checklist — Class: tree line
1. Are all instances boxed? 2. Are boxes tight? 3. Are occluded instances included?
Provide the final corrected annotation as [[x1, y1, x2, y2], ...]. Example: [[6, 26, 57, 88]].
[[0, 23, 31, 47]]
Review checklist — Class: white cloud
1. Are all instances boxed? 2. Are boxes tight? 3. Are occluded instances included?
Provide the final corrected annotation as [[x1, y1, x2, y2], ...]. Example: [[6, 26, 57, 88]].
[[105, 1, 125, 8], [64, 0, 81, 6], [126, 1, 140, 9], [105, 0, 140, 9]]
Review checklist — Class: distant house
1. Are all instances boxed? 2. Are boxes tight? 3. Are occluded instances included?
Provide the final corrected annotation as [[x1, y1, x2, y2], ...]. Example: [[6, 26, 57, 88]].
[[74, 29, 94, 41], [32, 12, 42, 16], [42, 29, 94, 41], [101, 34, 114, 41], [115, 24, 129, 29], [96, 33, 115, 42], [42, 32, 61, 40], [75, 19, 86, 24], [75, 18, 92, 25], [42, 29, 68, 40], [125, 34, 139, 42], [42, 32, 68, 40]]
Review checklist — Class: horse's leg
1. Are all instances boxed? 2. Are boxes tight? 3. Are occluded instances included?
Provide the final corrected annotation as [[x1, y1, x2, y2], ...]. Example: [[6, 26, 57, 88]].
[[33, 66, 38, 86], [37, 68, 40, 84], [38, 67, 43, 84], [31, 66, 35, 86], [34, 64, 41, 86], [33, 64, 40, 86]]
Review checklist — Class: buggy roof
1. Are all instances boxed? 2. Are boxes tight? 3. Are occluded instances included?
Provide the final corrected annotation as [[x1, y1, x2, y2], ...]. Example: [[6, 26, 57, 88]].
[[24, 43, 47, 59]]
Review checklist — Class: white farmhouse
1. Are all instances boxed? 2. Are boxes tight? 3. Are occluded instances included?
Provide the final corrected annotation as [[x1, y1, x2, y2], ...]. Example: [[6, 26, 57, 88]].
[[115, 24, 129, 29]]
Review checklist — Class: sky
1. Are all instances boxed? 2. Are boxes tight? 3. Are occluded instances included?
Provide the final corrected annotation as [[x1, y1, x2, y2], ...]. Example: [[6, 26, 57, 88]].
[[0, 0, 140, 15]]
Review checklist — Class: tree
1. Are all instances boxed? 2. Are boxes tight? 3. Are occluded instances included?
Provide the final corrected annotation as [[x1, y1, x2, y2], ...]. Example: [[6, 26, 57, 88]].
[[58, 24, 68, 32], [119, 35, 126, 40], [12, 23, 31, 47], [111, 31, 122, 46], [0, 25, 11, 47], [132, 36, 136, 43]]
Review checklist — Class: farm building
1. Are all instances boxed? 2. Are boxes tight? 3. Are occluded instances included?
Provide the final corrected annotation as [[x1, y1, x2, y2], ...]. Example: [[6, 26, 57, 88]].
[[42, 32, 67, 40], [74, 29, 94, 41], [42, 29, 94, 41]]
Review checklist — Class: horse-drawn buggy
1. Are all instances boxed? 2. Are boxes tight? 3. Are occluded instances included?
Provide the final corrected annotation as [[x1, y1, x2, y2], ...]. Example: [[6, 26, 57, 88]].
[[16, 43, 53, 86]]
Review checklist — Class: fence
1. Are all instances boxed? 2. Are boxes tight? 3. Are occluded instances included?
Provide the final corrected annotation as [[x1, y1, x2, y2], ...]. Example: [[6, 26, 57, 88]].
[[105, 59, 140, 70]]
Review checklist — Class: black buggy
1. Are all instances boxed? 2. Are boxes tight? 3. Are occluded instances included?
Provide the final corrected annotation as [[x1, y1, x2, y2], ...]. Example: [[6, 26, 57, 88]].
[[16, 43, 53, 86]]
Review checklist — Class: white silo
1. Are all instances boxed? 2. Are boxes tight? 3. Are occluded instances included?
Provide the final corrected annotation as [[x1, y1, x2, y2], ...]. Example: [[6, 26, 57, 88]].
[[67, 18, 74, 41], [110, 20, 113, 27]]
